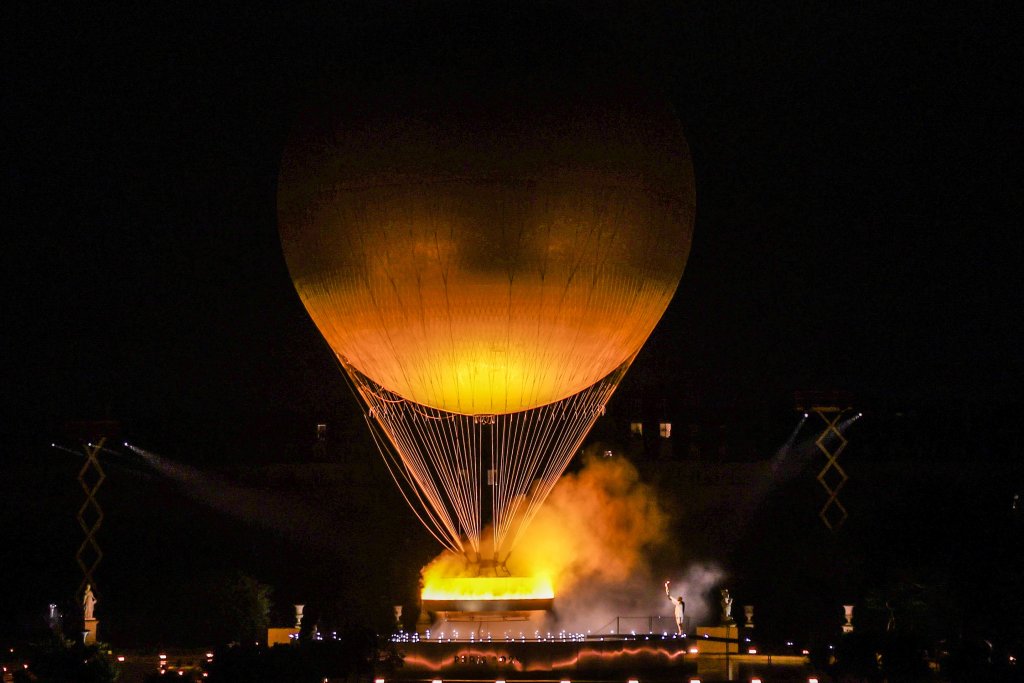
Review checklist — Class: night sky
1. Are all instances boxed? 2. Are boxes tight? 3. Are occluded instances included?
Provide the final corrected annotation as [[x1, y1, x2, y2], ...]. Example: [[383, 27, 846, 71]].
[[6, 2, 1021, 437], [2, 0, 1023, 646]]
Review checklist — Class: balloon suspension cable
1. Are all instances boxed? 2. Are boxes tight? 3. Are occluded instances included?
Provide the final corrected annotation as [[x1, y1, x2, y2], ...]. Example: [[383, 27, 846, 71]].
[[339, 356, 634, 558], [336, 354, 464, 554]]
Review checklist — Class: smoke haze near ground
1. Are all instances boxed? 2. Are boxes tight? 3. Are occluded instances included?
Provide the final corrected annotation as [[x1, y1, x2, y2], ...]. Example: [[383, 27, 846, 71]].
[[423, 453, 725, 633]]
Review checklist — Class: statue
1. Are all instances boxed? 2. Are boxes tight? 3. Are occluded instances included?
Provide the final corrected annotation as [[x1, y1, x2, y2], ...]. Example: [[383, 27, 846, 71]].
[[82, 584, 97, 621], [664, 581, 686, 635], [720, 588, 734, 624], [843, 604, 854, 633]]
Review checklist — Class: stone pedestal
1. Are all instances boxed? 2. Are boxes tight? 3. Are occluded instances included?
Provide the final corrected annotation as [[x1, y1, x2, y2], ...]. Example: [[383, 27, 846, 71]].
[[694, 625, 740, 653], [695, 624, 739, 681], [266, 627, 300, 646], [84, 619, 99, 645]]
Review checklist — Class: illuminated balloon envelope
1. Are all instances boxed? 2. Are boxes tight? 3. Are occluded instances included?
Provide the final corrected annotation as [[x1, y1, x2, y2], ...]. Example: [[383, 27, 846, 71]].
[[278, 73, 695, 562]]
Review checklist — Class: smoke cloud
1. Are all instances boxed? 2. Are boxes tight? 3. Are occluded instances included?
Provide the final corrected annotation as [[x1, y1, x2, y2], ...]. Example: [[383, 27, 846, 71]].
[[512, 451, 667, 591], [423, 452, 725, 632]]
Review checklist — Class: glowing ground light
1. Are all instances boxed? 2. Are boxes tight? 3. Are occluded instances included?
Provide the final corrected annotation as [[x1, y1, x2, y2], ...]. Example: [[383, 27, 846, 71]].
[[628, 679, 639, 683], [688, 647, 699, 654], [752, 678, 762, 683]]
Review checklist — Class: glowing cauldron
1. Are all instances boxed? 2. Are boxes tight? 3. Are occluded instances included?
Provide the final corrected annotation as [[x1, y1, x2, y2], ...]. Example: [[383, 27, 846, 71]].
[[422, 576, 554, 613]]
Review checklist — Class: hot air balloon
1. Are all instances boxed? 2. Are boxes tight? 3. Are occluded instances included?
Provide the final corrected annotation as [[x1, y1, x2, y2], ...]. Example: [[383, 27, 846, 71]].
[[278, 64, 695, 578]]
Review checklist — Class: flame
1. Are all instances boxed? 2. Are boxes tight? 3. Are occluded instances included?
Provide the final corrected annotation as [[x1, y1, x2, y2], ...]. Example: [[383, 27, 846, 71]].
[[422, 576, 554, 601]]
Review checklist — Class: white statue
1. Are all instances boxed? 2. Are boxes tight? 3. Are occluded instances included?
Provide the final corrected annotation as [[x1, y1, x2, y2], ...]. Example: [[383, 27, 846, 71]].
[[664, 581, 686, 635], [720, 588, 734, 624], [82, 584, 97, 621]]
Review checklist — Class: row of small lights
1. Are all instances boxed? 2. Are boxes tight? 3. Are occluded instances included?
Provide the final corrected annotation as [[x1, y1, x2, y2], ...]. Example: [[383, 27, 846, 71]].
[[396, 629, 592, 644], [397, 630, 805, 646], [7, 638, 1007, 680], [1, 647, 28, 674], [374, 678, 820, 683], [156, 651, 215, 677], [399, 635, 813, 655], [6, 652, 219, 678], [0, 664, 30, 673]]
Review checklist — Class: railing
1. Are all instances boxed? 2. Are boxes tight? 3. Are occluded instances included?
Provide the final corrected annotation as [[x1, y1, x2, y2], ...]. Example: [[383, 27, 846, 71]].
[[595, 615, 692, 635]]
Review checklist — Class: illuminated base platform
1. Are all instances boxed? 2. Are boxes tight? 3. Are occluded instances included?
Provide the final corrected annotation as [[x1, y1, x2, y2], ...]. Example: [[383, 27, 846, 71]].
[[384, 636, 818, 683], [424, 599, 554, 614]]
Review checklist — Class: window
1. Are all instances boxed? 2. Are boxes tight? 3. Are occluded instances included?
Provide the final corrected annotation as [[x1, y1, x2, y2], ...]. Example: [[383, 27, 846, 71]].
[[630, 422, 643, 436], [659, 422, 672, 438]]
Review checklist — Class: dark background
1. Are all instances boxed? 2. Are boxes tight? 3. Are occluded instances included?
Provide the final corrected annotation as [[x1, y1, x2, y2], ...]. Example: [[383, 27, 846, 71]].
[[3, 0, 1022, 652]]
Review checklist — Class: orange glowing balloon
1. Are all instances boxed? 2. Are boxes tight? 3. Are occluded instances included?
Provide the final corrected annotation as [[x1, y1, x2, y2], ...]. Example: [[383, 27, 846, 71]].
[[279, 78, 695, 415]]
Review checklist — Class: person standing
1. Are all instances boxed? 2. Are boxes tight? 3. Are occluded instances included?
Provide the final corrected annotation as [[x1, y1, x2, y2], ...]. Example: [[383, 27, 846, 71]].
[[664, 580, 686, 635]]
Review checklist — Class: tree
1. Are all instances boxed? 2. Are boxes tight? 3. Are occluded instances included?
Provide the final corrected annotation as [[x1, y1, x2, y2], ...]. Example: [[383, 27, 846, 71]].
[[222, 572, 273, 644], [15, 636, 118, 683]]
